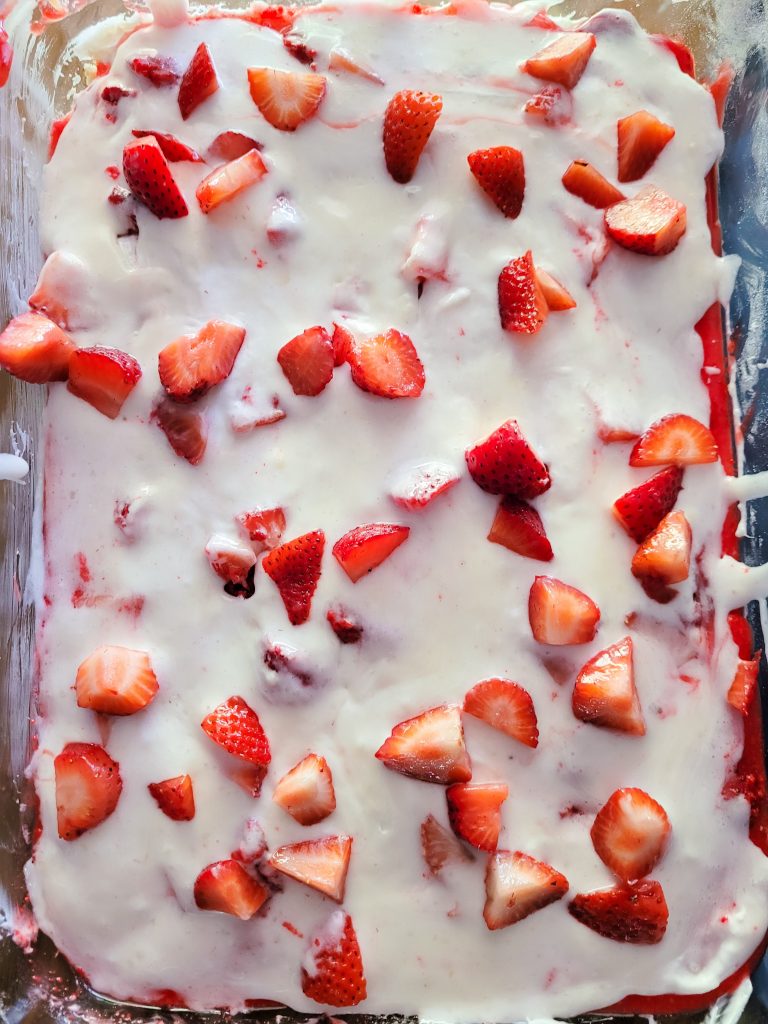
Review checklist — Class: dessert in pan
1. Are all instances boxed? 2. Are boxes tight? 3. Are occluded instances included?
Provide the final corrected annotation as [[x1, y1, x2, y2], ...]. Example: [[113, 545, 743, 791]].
[[1, 0, 767, 1017]]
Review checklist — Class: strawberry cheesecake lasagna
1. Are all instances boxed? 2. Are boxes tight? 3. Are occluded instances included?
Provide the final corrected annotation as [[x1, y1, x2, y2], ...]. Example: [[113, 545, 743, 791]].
[[2, 0, 768, 1017]]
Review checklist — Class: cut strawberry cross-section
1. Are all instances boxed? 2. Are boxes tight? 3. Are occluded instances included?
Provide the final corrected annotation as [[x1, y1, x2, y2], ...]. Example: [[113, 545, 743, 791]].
[[375, 703, 471, 785], [631, 509, 691, 589], [727, 654, 761, 715], [591, 788, 671, 881], [488, 497, 553, 562], [572, 636, 645, 735], [248, 67, 326, 131], [484, 850, 569, 930], [329, 45, 384, 84], [262, 530, 325, 625], [54, 742, 123, 841], [529, 575, 600, 645], [521, 32, 596, 89], [389, 461, 459, 511], [463, 678, 539, 748], [568, 879, 669, 944], [466, 419, 550, 499], [327, 606, 364, 644], [605, 185, 686, 256], [613, 466, 684, 543], [205, 535, 257, 587], [158, 320, 245, 403], [268, 834, 352, 902], [178, 42, 219, 119], [421, 813, 473, 876], [0, 312, 77, 383], [348, 329, 425, 399], [523, 84, 572, 125], [536, 268, 576, 311], [630, 413, 718, 466], [208, 131, 262, 162], [467, 146, 525, 219], [148, 774, 195, 821], [196, 149, 268, 214], [129, 54, 180, 86], [562, 160, 624, 208], [301, 910, 367, 1008], [273, 753, 336, 825], [277, 326, 335, 397], [194, 859, 269, 919], [332, 523, 410, 583], [331, 322, 354, 367], [75, 644, 158, 716], [617, 110, 675, 183], [236, 507, 286, 553], [383, 88, 442, 184], [123, 138, 188, 219], [201, 695, 271, 766], [498, 251, 548, 335], [447, 782, 508, 852], [131, 129, 201, 162], [67, 346, 142, 419], [153, 399, 207, 465]]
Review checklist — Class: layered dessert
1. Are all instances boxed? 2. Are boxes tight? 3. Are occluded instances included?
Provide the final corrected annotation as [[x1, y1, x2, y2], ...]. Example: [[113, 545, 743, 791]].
[[2, 0, 768, 1017]]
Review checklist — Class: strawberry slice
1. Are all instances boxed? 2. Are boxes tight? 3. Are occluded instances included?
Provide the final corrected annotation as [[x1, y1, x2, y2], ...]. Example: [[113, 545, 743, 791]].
[[562, 160, 624, 208], [467, 146, 525, 219], [148, 774, 195, 821], [612, 466, 684, 542], [54, 742, 123, 841], [196, 149, 268, 214], [273, 753, 336, 825], [383, 88, 442, 184], [268, 834, 351, 902], [522, 32, 596, 89], [0, 312, 76, 383], [498, 251, 548, 334], [528, 576, 600, 645], [652, 34, 695, 77], [389, 461, 459, 511], [631, 509, 692, 587], [301, 910, 367, 1007], [194, 859, 268, 919], [158, 320, 245, 402], [262, 530, 325, 625], [447, 782, 508, 852], [629, 413, 718, 466], [75, 644, 158, 715], [67, 346, 142, 419], [348, 329, 425, 399], [488, 497, 553, 562], [277, 326, 334, 396], [178, 43, 219, 119], [131, 129, 201, 162], [466, 419, 550, 498], [49, 112, 71, 161], [605, 186, 686, 256], [572, 636, 645, 735], [463, 678, 539, 748], [332, 523, 410, 583], [484, 850, 569, 930], [129, 54, 180, 86], [122, 138, 188, 219], [247, 67, 326, 131], [617, 111, 675, 183], [536, 268, 576, 311], [327, 606, 363, 644], [201, 695, 271, 766], [328, 46, 384, 85], [153, 399, 207, 464], [421, 813, 473, 875], [205, 535, 257, 586], [568, 879, 669, 944], [208, 131, 262, 162], [591, 788, 671, 881], [523, 84, 572, 125], [375, 704, 471, 785], [236, 507, 286, 553], [727, 655, 760, 714], [331, 322, 354, 367]]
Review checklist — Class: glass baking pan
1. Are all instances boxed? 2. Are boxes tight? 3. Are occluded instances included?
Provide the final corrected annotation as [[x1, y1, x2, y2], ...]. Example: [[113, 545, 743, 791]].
[[2, 0, 768, 1019]]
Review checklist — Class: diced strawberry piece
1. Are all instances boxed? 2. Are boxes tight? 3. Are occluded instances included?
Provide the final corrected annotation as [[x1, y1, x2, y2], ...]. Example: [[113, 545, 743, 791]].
[[605, 186, 686, 256], [599, 424, 640, 444], [617, 111, 675, 183], [631, 509, 692, 587], [383, 88, 442, 184], [158, 320, 246, 402], [467, 146, 525, 219], [54, 742, 123, 840], [536, 268, 576, 311], [49, 112, 71, 160], [229, 764, 268, 799], [235, 817, 268, 863], [389, 461, 459, 511], [0, 23, 13, 88], [0, 312, 76, 383], [283, 35, 316, 65], [652, 34, 695, 77], [463, 678, 539, 748], [568, 879, 669, 944], [524, 10, 559, 29], [331, 322, 354, 367], [332, 523, 409, 583], [193, 859, 269, 919], [205, 534, 257, 586], [153, 399, 207, 464], [277, 326, 334, 396], [488, 497, 553, 562], [447, 782, 508, 852], [529, 576, 600, 646], [375, 704, 471, 785], [247, 67, 326, 131], [148, 774, 195, 821], [572, 636, 645, 735], [484, 850, 569, 930], [75, 644, 158, 716], [128, 54, 180, 86], [630, 413, 718, 466], [229, 390, 286, 433], [466, 419, 550, 499], [28, 251, 90, 330], [327, 606, 363, 644], [613, 466, 684, 543], [591, 788, 671, 881], [301, 910, 367, 1008], [523, 84, 571, 125], [101, 84, 136, 107], [262, 530, 325, 625], [268, 834, 351, 902], [208, 131, 262, 162], [273, 753, 336, 825], [522, 32, 596, 89], [236, 507, 286, 553], [67, 346, 142, 419], [707, 64, 734, 128], [252, 5, 296, 32], [328, 46, 384, 85], [729, 609, 754, 661], [498, 251, 548, 335], [201, 695, 271, 766], [131, 129, 201, 162], [197, 149, 268, 214], [178, 43, 219, 120], [727, 655, 761, 714], [348, 329, 425, 399], [421, 813, 472, 875], [122, 138, 188, 219], [562, 160, 625, 208]]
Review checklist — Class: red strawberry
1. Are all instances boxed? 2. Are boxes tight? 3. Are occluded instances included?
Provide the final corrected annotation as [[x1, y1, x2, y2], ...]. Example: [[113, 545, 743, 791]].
[[375, 704, 471, 785], [447, 782, 508, 852], [67, 346, 142, 419], [248, 67, 326, 131], [201, 695, 271, 766], [523, 84, 572, 125], [205, 535, 257, 586], [383, 89, 442, 184], [605, 186, 686, 256], [613, 466, 684, 542], [498, 251, 548, 334], [128, 54, 180, 86], [332, 523, 409, 583], [28, 250, 89, 330], [630, 413, 718, 466], [327, 606, 363, 644], [652, 34, 695, 77], [153, 399, 207, 464], [208, 131, 262, 162], [599, 424, 640, 444], [158, 320, 245, 402], [591, 788, 671, 881], [75, 644, 158, 716], [568, 879, 669, 944], [727, 655, 760, 714], [194, 859, 269, 919], [488, 497, 553, 562], [572, 636, 645, 735], [562, 160, 625, 208], [49, 112, 71, 160], [197, 149, 268, 214], [0, 312, 76, 383], [522, 32, 596, 89], [282, 35, 316, 65], [389, 461, 459, 511], [301, 910, 367, 1007], [268, 834, 351, 902], [122, 138, 188, 219], [148, 774, 195, 821], [463, 678, 539, 748], [54, 742, 122, 841], [421, 813, 473, 875], [178, 43, 219, 120], [331, 322, 354, 367], [466, 419, 550, 498], [467, 146, 525, 219], [131, 129, 201, 162], [328, 46, 384, 85], [348, 329, 425, 399], [617, 111, 675, 183], [536, 268, 576, 311], [528, 576, 600, 645], [273, 753, 336, 825], [101, 84, 136, 107], [631, 510, 691, 587], [236, 507, 286, 553], [0, 23, 12, 88], [277, 326, 334, 396], [484, 850, 569, 930], [262, 530, 325, 625]]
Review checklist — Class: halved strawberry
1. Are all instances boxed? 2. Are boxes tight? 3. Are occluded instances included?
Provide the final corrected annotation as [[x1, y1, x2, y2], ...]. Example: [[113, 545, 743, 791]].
[[236, 507, 286, 553], [268, 834, 351, 902], [196, 149, 268, 214], [617, 111, 675, 183], [727, 654, 761, 714], [247, 67, 326, 131], [122, 138, 188, 219], [153, 399, 207, 464], [562, 160, 625, 208], [75, 644, 158, 716], [467, 146, 525, 219], [389, 461, 459, 511], [421, 813, 473, 875], [273, 753, 335, 825], [158, 320, 245, 402], [466, 419, 550, 498], [129, 54, 180, 86], [375, 704, 471, 785], [178, 43, 219, 120], [631, 510, 692, 587], [348, 329, 425, 399], [568, 879, 668, 944], [205, 535, 257, 586], [262, 530, 325, 625], [605, 186, 686, 256], [201, 695, 271, 766], [536, 268, 576, 311], [277, 326, 334, 396], [332, 523, 409, 583], [301, 910, 367, 1007], [521, 32, 596, 89], [328, 46, 384, 85], [572, 636, 645, 735], [148, 774, 195, 821], [208, 131, 262, 162], [523, 84, 572, 125], [0, 312, 76, 383], [591, 788, 671, 881], [529, 576, 600, 645], [629, 413, 718, 466], [498, 251, 548, 335], [463, 678, 539, 748], [131, 129, 201, 162], [484, 850, 569, 930], [383, 89, 442, 184], [331, 322, 354, 367], [612, 466, 684, 542], [194, 859, 268, 919], [67, 346, 142, 419], [488, 497, 553, 562], [54, 742, 122, 840], [447, 782, 508, 852]]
